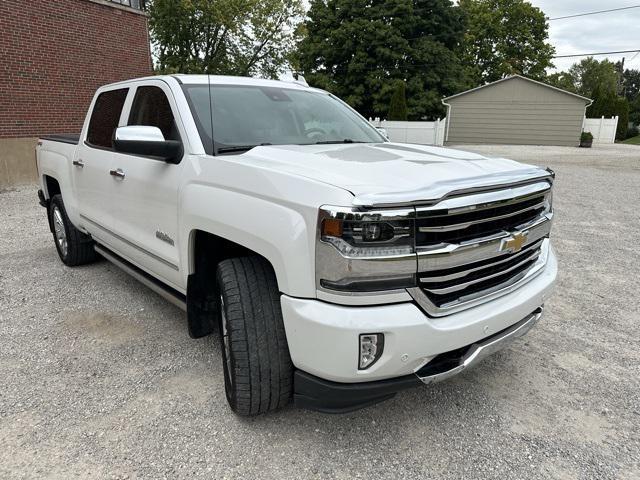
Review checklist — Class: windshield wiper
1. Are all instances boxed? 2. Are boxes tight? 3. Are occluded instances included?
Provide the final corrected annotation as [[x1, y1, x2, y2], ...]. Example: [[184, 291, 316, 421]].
[[313, 139, 366, 144], [216, 143, 271, 154]]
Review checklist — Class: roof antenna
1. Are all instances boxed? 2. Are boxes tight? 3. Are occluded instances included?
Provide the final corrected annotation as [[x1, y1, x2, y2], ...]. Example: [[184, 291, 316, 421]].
[[280, 70, 309, 87], [292, 72, 309, 87]]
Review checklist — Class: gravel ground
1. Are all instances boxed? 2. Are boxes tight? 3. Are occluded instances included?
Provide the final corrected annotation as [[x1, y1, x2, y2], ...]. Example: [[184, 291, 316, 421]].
[[1, 144, 639, 479]]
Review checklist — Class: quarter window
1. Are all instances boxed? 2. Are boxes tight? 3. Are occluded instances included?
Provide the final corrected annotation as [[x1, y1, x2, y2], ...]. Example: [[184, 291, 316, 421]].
[[86, 88, 128, 149], [128, 86, 180, 141]]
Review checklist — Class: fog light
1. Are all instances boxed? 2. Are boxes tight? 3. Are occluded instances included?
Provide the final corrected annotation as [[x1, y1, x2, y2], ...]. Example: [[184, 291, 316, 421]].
[[359, 333, 384, 370]]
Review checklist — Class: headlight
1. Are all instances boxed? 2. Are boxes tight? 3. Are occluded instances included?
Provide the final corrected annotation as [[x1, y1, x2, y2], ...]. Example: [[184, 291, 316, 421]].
[[316, 206, 417, 293]]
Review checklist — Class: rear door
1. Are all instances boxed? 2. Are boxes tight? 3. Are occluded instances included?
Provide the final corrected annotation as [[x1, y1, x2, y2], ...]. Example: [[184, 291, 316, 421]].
[[107, 81, 185, 290], [74, 87, 129, 235]]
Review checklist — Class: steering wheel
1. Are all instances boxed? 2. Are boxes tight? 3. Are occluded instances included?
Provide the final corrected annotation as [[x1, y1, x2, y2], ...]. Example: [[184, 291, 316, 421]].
[[304, 127, 328, 139]]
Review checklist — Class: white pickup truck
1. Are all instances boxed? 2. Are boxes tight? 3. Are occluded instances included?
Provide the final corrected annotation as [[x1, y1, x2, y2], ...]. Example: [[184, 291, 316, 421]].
[[36, 75, 557, 415]]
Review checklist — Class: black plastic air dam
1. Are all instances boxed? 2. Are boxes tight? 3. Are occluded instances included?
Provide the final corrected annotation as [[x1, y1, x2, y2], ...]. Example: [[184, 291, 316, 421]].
[[293, 370, 422, 414]]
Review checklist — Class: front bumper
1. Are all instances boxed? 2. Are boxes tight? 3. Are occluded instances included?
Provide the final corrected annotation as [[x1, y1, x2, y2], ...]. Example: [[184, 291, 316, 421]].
[[294, 307, 543, 413], [281, 245, 557, 411]]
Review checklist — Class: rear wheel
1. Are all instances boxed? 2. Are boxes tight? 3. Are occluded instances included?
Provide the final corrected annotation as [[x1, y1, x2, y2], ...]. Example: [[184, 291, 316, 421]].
[[49, 195, 98, 266], [216, 257, 293, 416]]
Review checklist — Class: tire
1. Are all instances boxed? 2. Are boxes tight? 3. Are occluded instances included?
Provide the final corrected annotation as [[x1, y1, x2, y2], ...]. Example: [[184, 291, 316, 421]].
[[49, 194, 98, 266], [216, 256, 293, 416]]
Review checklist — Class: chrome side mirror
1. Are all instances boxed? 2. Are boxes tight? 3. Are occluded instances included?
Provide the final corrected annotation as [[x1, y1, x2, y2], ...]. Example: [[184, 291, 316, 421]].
[[113, 126, 182, 164]]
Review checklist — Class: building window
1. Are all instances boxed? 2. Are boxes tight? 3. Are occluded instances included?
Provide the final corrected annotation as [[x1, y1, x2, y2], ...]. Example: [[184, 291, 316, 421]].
[[106, 0, 146, 10]]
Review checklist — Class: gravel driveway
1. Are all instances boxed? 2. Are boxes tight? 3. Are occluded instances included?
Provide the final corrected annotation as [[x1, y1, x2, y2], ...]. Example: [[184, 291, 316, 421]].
[[1, 144, 639, 479]]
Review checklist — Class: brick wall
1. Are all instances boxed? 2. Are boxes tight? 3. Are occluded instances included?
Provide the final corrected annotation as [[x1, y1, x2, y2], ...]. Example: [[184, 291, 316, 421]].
[[0, 0, 152, 138]]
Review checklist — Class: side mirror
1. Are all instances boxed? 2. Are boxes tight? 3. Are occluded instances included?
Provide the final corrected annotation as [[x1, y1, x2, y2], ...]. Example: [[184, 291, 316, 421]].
[[113, 126, 182, 164]]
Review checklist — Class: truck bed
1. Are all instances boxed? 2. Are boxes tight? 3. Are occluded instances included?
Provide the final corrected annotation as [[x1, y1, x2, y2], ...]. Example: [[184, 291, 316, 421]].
[[40, 134, 80, 145]]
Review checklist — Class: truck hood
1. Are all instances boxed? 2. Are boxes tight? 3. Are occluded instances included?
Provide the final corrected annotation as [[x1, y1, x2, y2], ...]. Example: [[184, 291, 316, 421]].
[[240, 143, 551, 207]]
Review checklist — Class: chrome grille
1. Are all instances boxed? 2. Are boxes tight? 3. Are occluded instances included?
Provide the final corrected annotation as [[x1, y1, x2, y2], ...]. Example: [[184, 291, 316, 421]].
[[409, 181, 553, 316], [416, 188, 549, 246]]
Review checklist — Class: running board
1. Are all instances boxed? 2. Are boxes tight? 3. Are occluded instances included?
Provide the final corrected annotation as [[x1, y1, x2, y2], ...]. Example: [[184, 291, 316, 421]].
[[94, 244, 187, 311]]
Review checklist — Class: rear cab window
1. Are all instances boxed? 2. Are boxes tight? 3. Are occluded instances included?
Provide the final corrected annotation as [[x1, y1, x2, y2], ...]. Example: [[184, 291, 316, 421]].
[[85, 88, 129, 149]]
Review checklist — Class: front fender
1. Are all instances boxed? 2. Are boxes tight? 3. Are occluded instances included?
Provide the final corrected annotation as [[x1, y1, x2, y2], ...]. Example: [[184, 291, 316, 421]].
[[179, 183, 319, 298]]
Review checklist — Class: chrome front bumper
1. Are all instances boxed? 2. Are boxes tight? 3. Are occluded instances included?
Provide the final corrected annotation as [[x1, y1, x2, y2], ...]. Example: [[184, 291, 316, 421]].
[[416, 306, 543, 385]]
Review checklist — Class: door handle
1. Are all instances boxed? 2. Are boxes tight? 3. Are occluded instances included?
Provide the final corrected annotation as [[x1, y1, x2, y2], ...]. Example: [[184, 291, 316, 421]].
[[72, 159, 84, 168], [109, 168, 125, 179]]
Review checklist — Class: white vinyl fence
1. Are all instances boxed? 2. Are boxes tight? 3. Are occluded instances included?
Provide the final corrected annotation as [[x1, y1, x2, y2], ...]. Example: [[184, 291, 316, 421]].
[[583, 116, 619, 144], [369, 116, 617, 146], [369, 118, 446, 146]]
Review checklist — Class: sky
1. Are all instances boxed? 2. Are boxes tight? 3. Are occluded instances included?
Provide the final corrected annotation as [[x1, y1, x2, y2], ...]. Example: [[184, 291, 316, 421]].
[[526, 1, 640, 72]]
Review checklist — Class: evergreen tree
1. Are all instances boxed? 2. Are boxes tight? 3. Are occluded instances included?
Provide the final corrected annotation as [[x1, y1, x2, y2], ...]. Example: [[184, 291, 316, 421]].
[[388, 81, 408, 120], [614, 97, 629, 140], [588, 84, 630, 140], [588, 84, 616, 118]]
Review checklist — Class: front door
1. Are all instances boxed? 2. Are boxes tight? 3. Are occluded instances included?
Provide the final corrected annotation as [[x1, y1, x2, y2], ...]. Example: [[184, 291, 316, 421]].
[[107, 81, 185, 290]]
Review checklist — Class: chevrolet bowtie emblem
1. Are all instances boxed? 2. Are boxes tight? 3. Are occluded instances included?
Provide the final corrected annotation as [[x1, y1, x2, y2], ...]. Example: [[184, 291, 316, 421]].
[[501, 232, 528, 253]]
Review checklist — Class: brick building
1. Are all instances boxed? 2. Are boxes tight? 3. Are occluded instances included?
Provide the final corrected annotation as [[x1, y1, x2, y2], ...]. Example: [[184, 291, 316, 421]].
[[0, 0, 152, 187]]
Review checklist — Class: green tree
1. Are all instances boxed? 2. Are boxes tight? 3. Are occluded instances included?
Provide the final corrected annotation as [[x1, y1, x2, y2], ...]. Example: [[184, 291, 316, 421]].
[[459, 0, 555, 85], [587, 83, 616, 118], [630, 96, 640, 126], [388, 81, 408, 120], [623, 69, 640, 101], [296, 0, 470, 120], [587, 84, 630, 139], [614, 97, 629, 139], [565, 58, 619, 98], [546, 71, 577, 93], [623, 69, 640, 128], [148, 0, 304, 78]]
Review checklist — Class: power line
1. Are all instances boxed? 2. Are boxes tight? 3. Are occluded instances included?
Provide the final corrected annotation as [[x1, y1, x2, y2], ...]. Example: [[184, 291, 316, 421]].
[[553, 49, 640, 58], [628, 51, 640, 64], [549, 5, 640, 21]]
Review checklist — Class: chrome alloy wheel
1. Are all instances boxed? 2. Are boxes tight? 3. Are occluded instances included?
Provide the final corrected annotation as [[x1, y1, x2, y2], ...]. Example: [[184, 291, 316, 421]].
[[52, 206, 68, 258], [220, 293, 233, 387]]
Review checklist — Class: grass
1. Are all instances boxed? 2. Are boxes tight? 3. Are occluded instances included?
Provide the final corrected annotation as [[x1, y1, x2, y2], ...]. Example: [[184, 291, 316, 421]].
[[621, 135, 640, 145]]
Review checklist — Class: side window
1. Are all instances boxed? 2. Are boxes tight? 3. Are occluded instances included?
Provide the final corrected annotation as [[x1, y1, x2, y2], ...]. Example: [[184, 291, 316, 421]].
[[128, 86, 180, 141], [86, 88, 128, 149]]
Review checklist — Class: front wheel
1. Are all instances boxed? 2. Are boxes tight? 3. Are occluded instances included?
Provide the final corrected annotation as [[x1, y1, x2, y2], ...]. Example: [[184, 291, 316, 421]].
[[216, 257, 293, 416]]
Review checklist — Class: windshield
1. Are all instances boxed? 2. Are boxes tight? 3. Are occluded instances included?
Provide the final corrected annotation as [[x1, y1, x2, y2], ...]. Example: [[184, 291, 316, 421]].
[[182, 83, 385, 155]]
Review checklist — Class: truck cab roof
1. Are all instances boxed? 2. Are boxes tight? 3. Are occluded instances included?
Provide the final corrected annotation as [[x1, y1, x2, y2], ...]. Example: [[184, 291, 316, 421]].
[[101, 74, 316, 92]]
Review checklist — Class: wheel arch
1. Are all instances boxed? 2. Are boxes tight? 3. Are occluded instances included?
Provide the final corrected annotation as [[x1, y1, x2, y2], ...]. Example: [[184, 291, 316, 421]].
[[42, 175, 62, 233], [185, 229, 284, 339], [43, 175, 61, 199], [188, 229, 271, 279]]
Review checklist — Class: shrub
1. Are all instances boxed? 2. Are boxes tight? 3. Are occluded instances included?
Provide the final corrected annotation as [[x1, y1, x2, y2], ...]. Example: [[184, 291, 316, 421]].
[[625, 126, 639, 139], [581, 131, 593, 142]]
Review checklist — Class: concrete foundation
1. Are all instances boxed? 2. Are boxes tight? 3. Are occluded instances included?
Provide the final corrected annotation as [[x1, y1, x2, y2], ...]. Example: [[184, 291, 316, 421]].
[[0, 138, 39, 189]]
